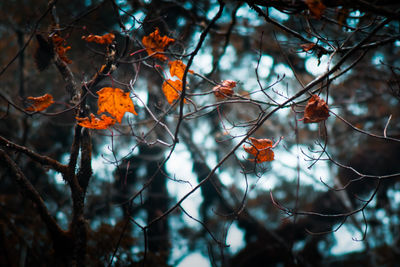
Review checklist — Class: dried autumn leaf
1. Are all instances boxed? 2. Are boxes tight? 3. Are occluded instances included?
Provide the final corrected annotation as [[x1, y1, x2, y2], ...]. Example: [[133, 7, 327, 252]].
[[52, 34, 72, 64], [25, 93, 54, 112], [243, 137, 275, 163], [142, 28, 175, 61], [162, 79, 184, 104], [76, 114, 116, 129], [213, 80, 237, 99], [97, 87, 138, 123], [82, 33, 115, 45], [99, 64, 107, 73], [52, 34, 64, 47], [56, 46, 72, 63], [168, 60, 194, 80], [305, 0, 326, 19], [300, 94, 330, 123], [300, 43, 316, 52]]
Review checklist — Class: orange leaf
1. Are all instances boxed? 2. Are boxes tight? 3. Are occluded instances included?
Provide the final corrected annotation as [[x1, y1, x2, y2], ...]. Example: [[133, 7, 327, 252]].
[[168, 60, 194, 80], [213, 80, 237, 99], [56, 46, 72, 64], [300, 94, 330, 123], [162, 79, 184, 104], [76, 114, 116, 129], [142, 28, 175, 61], [52, 34, 72, 64], [300, 43, 316, 52], [97, 87, 138, 123], [305, 0, 326, 19], [82, 33, 115, 45], [99, 64, 107, 73], [52, 35, 64, 46], [243, 137, 275, 163], [25, 93, 54, 112]]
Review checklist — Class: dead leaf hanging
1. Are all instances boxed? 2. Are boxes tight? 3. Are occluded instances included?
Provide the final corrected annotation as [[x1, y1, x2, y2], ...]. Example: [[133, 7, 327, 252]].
[[52, 34, 72, 64], [243, 137, 275, 163], [213, 80, 237, 99], [300, 43, 316, 52], [76, 114, 116, 129], [25, 93, 54, 112], [162, 79, 184, 104], [300, 94, 330, 123], [142, 28, 175, 61], [168, 60, 194, 80], [82, 33, 115, 45], [97, 87, 137, 123]]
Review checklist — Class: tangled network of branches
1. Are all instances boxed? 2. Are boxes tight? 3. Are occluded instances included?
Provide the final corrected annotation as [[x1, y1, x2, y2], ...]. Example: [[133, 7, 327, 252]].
[[1, 0, 400, 266]]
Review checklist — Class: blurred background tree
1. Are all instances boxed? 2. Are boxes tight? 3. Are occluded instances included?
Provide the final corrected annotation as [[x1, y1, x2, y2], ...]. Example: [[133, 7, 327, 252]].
[[1, 0, 400, 266]]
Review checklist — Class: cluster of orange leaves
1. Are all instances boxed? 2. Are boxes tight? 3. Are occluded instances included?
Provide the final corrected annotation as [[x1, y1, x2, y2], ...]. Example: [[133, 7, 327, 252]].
[[76, 87, 137, 129], [51, 32, 114, 64], [244, 95, 329, 163], [44, 30, 330, 163], [52, 34, 72, 64], [25, 93, 54, 112], [82, 33, 115, 45], [141, 28, 196, 104], [141, 29, 238, 104]]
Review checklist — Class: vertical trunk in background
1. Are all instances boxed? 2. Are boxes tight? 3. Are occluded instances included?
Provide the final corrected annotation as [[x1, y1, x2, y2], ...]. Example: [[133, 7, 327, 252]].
[[144, 145, 170, 262]]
